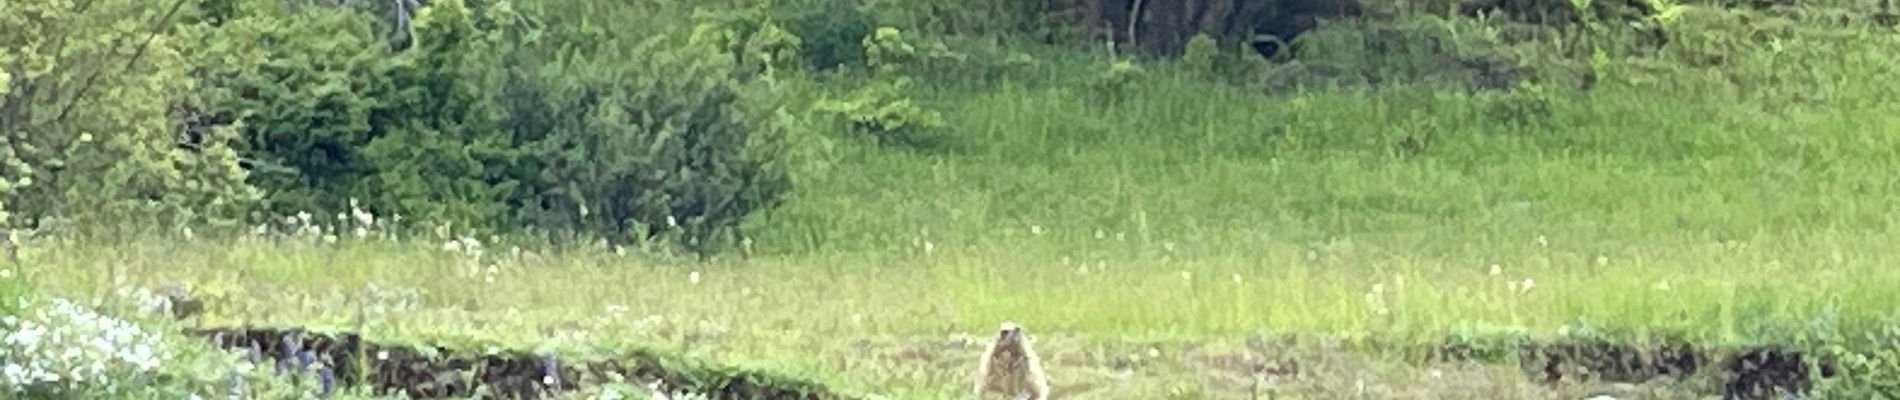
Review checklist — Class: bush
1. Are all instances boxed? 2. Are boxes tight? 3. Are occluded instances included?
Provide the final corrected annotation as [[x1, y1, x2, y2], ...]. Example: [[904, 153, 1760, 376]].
[[689, 2, 805, 77], [516, 35, 792, 253], [0, 0, 259, 233], [1179, 34, 1222, 77], [1087, 59, 1148, 104], [863, 26, 968, 76], [227, 0, 526, 230], [0, 298, 175, 396], [359, 0, 524, 229], [222, 9, 393, 220], [814, 78, 950, 150], [774, 0, 874, 70]]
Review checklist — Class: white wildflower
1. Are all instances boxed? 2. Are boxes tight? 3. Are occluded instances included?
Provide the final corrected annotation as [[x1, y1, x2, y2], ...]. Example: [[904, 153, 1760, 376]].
[[1030, 225, 1043, 235], [459, 236, 483, 253], [689, 272, 702, 285], [352, 207, 374, 227], [1, 297, 177, 394], [1489, 264, 1501, 276]]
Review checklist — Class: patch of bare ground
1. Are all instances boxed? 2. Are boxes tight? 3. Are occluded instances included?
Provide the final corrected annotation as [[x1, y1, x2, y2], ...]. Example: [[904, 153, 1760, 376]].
[[187, 327, 852, 400], [181, 325, 1836, 399]]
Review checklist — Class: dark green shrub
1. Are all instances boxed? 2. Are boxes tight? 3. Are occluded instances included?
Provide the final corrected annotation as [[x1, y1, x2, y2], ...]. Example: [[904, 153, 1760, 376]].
[[774, 0, 873, 70], [359, 0, 523, 229], [225, 0, 523, 230], [1, 0, 259, 233], [223, 9, 392, 219], [1087, 59, 1147, 104], [689, 1, 805, 77], [517, 36, 791, 253], [813, 77, 950, 150]]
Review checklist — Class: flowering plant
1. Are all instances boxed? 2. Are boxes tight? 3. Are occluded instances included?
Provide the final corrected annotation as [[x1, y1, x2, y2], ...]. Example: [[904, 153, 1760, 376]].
[[1, 297, 173, 397]]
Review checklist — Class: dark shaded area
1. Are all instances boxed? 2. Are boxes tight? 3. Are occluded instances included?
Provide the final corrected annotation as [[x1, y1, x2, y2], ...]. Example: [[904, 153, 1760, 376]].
[[1722, 348, 1834, 400], [1053, 0, 1366, 58], [1393, 334, 1836, 399], [188, 327, 852, 400], [1515, 337, 1710, 384], [1457, 0, 1657, 26]]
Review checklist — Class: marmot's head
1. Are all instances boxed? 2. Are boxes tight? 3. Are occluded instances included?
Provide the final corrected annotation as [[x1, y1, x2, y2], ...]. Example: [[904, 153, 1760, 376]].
[[996, 322, 1025, 345]]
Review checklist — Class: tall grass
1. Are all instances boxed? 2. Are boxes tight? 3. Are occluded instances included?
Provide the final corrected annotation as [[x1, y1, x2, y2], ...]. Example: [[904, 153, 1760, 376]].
[[16, 7, 1900, 397]]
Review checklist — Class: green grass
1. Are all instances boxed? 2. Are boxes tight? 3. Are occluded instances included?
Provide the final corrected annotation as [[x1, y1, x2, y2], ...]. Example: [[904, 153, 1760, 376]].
[[17, 27, 1900, 398]]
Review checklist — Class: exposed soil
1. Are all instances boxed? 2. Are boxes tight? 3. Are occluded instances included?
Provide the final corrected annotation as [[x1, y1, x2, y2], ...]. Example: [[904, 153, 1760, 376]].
[[1430, 336, 1832, 400], [187, 327, 852, 400], [184, 326, 1839, 400], [1721, 347, 1834, 400]]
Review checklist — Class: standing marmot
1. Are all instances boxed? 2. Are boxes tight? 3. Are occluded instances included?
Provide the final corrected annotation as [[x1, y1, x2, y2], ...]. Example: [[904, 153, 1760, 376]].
[[974, 322, 1050, 400]]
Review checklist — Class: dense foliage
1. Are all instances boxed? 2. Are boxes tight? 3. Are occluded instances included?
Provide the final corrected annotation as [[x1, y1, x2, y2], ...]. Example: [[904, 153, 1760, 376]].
[[5, 0, 1899, 254], [8, 0, 1900, 398], [2, 0, 807, 251], [1, 0, 259, 233]]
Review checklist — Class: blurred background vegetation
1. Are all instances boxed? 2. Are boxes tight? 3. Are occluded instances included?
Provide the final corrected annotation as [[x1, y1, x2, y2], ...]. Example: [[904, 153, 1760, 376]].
[[5, 0, 1898, 253], [7, 0, 1900, 397]]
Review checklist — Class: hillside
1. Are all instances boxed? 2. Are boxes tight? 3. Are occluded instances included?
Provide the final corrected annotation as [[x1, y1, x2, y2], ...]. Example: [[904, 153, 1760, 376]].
[[4, 0, 1900, 398]]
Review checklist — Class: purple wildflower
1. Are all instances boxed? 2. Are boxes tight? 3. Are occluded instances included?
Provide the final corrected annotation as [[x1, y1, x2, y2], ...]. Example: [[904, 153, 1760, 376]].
[[298, 350, 315, 372], [540, 355, 561, 391], [318, 365, 335, 395]]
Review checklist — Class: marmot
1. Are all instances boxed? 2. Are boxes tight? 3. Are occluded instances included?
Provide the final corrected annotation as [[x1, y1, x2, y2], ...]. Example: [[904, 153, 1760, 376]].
[[974, 322, 1050, 400]]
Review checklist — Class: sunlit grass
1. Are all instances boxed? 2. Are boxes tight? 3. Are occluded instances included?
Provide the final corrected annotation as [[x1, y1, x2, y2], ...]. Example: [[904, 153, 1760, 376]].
[[14, 221, 1896, 397], [15, 30, 1900, 397]]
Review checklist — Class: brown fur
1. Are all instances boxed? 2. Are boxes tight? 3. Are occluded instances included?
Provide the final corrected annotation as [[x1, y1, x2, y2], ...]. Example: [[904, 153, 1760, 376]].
[[974, 322, 1051, 400]]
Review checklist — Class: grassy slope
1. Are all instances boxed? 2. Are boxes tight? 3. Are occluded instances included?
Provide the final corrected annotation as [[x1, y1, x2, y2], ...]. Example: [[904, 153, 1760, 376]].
[[20, 31, 1900, 399]]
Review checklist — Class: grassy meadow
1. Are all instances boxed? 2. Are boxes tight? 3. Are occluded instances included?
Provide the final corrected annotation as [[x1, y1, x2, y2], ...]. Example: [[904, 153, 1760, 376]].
[[9, 2, 1900, 399]]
